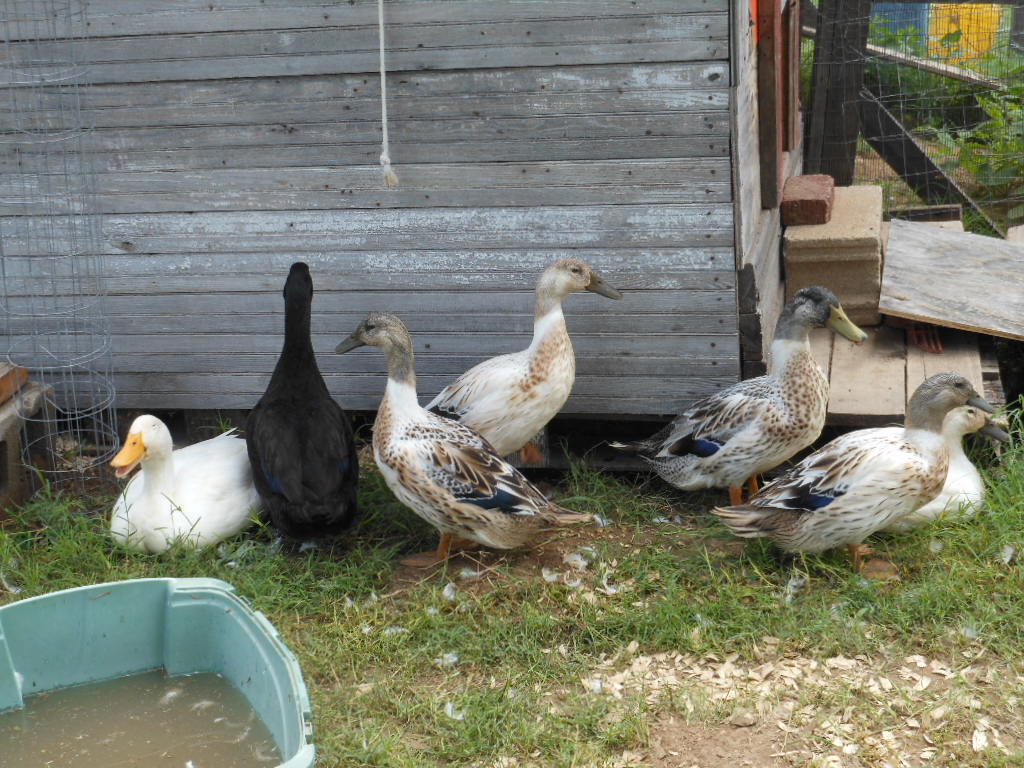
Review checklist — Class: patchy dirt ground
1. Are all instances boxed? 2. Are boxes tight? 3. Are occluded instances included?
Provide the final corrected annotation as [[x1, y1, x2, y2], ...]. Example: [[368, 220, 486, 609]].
[[647, 719, 789, 768]]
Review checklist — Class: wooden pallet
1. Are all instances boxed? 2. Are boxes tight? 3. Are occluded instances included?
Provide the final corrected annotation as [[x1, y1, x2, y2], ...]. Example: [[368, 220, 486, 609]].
[[809, 325, 987, 426]]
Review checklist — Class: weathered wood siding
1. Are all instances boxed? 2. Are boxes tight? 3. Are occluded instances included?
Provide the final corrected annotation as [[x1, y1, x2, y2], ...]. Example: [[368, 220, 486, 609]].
[[3, 0, 736, 414], [731, 0, 796, 378]]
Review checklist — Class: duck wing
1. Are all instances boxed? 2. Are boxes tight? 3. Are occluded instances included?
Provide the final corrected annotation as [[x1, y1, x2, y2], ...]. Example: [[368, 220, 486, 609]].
[[425, 353, 522, 421], [247, 398, 356, 505], [407, 420, 553, 517], [713, 428, 932, 541], [634, 377, 778, 459]]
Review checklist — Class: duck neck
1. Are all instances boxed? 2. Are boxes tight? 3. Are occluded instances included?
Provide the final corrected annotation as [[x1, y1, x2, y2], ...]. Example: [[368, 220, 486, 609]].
[[280, 291, 316, 367], [529, 305, 567, 352], [382, 334, 418, 406], [906, 399, 946, 434], [768, 308, 812, 377], [139, 452, 175, 501], [768, 336, 812, 378]]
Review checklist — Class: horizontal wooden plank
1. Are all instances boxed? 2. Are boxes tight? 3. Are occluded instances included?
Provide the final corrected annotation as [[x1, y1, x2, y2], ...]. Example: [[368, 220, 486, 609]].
[[88, 250, 736, 293], [2, 11, 728, 83], [109, 353, 738, 378], [76, 0, 731, 38], [59, 64, 730, 124], [111, 371, 738, 399], [100, 332, 736, 359], [0, 159, 733, 213], [95, 313, 736, 338], [115, 391, 730, 416], [79, 134, 730, 172], [91, 288, 733, 315], [0, 206, 734, 255], [827, 325, 907, 426]]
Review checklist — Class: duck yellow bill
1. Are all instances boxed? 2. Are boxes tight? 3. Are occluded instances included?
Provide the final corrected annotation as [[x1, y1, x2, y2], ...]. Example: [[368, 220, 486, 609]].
[[110, 432, 146, 478], [827, 305, 868, 343]]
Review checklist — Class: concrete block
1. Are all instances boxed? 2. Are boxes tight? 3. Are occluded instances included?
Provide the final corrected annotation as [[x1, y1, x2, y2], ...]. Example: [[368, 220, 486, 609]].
[[782, 174, 835, 226], [783, 185, 883, 251]]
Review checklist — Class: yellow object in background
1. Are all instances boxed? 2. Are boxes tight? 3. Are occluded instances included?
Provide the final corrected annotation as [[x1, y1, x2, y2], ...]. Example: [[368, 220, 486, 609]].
[[928, 3, 1003, 62]]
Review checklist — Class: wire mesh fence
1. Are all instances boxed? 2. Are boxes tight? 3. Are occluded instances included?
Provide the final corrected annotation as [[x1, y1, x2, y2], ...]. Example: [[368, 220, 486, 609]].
[[804, 0, 1024, 235], [0, 0, 119, 493]]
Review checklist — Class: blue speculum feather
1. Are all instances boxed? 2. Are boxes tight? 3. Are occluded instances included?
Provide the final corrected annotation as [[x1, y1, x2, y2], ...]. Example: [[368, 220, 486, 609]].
[[263, 469, 284, 495], [693, 439, 720, 457], [338, 457, 350, 475], [805, 493, 836, 509], [463, 487, 519, 511]]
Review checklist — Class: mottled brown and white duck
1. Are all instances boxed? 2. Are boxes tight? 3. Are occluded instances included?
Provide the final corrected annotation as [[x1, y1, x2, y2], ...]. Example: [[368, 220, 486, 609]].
[[613, 286, 866, 504], [336, 312, 592, 567], [713, 372, 995, 570], [426, 258, 621, 463]]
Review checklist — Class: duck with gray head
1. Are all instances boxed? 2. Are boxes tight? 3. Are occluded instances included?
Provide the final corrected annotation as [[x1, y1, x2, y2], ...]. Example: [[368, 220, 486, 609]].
[[336, 312, 592, 567], [246, 262, 359, 540], [426, 257, 621, 464], [612, 286, 867, 504], [713, 372, 996, 571]]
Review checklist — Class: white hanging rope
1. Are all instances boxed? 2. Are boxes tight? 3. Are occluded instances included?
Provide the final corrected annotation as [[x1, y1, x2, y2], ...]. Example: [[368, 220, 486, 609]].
[[377, 0, 398, 187]]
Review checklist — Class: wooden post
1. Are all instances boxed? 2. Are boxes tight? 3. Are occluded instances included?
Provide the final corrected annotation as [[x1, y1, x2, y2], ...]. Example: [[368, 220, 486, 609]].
[[757, 0, 784, 208], [782, 0, 802, 151], [804, 0, 872, 184]]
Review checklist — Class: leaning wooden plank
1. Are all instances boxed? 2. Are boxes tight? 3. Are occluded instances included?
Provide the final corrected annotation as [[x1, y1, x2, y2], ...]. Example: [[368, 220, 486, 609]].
[[880, 219, 1024, 341], [905, 330, 983, 412], [826, 325, 906, 425], [859, 89, 1003, 235], [801, 25, 1006, 91]]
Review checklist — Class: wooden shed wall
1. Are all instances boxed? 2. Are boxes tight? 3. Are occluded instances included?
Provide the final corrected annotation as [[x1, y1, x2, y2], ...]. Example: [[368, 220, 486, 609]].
[[731, 0, 797, 379], [2, 0, 738, 415]]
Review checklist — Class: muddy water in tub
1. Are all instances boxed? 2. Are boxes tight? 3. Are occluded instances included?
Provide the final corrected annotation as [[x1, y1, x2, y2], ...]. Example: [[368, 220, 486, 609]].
[[0, 669, 281, 767]]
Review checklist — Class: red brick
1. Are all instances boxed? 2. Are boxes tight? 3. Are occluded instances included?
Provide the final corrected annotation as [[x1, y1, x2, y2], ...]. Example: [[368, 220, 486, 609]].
[[782, 174, 835, 226]]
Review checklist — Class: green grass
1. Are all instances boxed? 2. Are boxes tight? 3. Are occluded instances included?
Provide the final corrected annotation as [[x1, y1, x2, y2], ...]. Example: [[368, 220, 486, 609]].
[[2, 414, 1024, 767]]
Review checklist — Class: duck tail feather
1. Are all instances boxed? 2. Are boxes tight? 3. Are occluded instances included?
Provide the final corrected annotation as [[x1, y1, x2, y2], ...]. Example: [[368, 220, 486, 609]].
[[711, 505, 772, 539]]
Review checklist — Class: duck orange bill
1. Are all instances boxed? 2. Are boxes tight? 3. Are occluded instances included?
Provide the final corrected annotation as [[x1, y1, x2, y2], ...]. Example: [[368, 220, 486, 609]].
[[110, 432, 146, 478]]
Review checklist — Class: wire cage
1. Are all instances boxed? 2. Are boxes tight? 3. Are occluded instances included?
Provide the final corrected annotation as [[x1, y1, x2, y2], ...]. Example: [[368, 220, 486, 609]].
[[804, 0, 1024, 235], [0, 0, 118, 493]]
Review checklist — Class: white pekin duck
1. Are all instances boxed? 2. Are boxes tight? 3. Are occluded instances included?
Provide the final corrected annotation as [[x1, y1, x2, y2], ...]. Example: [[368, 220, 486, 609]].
[[426, 258, 622, 463], [336, 312, 592, 567], [881, 404, 1009, 532], [109, 414, 260, 553]]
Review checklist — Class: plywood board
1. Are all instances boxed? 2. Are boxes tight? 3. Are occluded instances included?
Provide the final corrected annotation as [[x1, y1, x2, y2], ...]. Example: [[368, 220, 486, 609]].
[[881, 218, 1024, 341], [826, 325, 906, 425]]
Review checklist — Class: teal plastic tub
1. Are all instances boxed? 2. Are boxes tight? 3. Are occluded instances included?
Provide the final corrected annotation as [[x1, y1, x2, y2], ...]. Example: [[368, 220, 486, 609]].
[[0, 577, 314, 767]]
